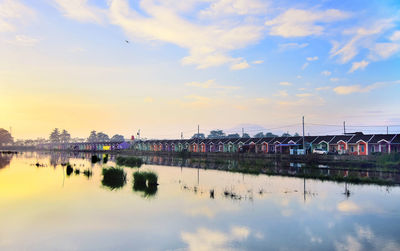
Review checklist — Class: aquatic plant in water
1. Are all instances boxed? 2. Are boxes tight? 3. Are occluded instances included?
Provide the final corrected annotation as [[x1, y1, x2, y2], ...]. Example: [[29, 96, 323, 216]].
[[66, 164, 73, 176], [133, 171, 158, 197], [91, 155, 100, 164], [102, 167, 127, 190], [116, 156, 143, 167]]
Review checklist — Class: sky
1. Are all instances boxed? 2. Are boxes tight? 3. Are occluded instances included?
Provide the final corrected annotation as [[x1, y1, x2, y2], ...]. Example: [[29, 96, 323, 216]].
[[1, 0, 400, 140]]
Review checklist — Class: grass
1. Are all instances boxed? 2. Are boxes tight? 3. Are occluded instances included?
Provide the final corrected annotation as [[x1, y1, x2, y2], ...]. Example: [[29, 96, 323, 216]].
[[91, 155, 100, 164], [83, 169, 93, 178], [102, 167, 127, 190], [377, 153, 400, 168], [116, 156, 143, 167], [66, 164, 73, 176], [133, 171, 159, 197]]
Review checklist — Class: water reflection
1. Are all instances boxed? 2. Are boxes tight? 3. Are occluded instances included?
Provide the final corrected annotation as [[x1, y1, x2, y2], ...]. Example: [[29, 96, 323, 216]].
[[0, 154, 13, 169], [0, 152, 399, 251]]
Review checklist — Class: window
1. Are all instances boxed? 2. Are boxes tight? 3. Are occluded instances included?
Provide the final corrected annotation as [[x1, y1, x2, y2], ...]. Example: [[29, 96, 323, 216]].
[[371, 146, 375, 152], [361, 145, 365, 152], [351, 146, 354, 152]]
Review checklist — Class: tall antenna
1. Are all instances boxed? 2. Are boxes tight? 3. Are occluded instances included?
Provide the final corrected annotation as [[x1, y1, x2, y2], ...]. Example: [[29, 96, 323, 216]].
[[343, 121, 346, 134], [302, 116, 305, 152]]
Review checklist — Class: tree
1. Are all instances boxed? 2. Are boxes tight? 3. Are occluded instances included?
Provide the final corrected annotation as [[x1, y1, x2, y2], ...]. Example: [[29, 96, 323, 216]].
[[88, 130, 97, 142], [294, 132, 300, 137], [191, 133, 205, 139], [207, 130, 225, 139], [60, 129, 71, 143], [97, 132, 110, 142], [49, 128, 61, 143], [265, 132, 278, 137], [282, 132, 291, 137], [242, 133, 250, 138], [254, 132, 264, 138], [111, 134, 125, 142], [0, 129, 13, 145], [227, 133, 240, 138]]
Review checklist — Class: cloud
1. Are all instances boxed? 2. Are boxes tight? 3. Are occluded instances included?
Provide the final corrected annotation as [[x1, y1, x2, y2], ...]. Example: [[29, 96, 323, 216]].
[[278, 42, 309, 50], [14, 34, 39, 46], [144, 97, 154, 103], [265, 8, 350, 37], [200, 0, 268, 17], [279, 81, 292, 86], [302, 62, 309, 70], [348, 60, 369, 73], [330, 78, 340, 82], [307, 56, 318, 61], [274, 90, 288, 97], [255, 97, 269, 104], [0, 0, 35, 32], [337, 200, 361, 213], [330, 18, 398, 63], [296, 93, 312, 97], [181, 226, 250, 251], [52, 0, 105, 23], [321, 70, 332, 76], [230, 60, 250, 70], [390, 30, 400, 41], [185, 79, 240, 90], [109, 0, 264, 69], [316, 86, 331, 91], [333, 80, 400, 95], [252, 60, 264, 64]]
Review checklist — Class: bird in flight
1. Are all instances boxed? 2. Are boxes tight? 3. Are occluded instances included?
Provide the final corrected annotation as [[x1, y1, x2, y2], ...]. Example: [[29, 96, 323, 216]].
[[125, 40, 129, 43]]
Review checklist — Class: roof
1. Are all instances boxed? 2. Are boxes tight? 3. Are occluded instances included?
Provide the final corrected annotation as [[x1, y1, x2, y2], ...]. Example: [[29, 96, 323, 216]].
[[314, 135, 335, 144], [330, 135, 353, 144], [390, 134, 400, 144], [348, 134, 374, 144], [368, 134, 397, 144]]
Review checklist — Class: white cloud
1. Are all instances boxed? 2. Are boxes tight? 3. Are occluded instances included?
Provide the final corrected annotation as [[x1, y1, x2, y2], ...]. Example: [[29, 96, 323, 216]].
[[302, 62, 309, 70], [52, 0, 105, 23], [181, 226, 250, 251], [331, 18, 398, 63], [0, 0, 35, 32], [348, 60, 369, 73], [230, 60, 250, 70], [330, 78, 340, 82], [279, 81, 292, 86], [185, 79, 239, 90], [321, 70, 331, 76], [200, 0, 268, 17], [279, 42, 309, 50], [390, 30, 400, 41], [14, 34, 39, 46], [275, 90, 288, 97], [265, 8, 350, 37], [307, 56, 318, 61], [252, 60, 264, 64], [296, 93, 312, 97], [108, 0, 264, 69], [333, 80, 399, 95], [316, 86, 331, 91]]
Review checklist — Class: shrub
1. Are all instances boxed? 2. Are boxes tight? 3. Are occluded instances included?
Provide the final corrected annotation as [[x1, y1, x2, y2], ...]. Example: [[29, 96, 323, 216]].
[[102, 167, 127, 190], [66, 164, 73, 176], [91, 155, 100, 164], [116, 156, 143, 167]]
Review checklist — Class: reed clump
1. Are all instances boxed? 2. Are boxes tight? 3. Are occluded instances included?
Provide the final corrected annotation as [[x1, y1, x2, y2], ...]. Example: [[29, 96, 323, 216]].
[[91, 155, 100, 164], [116, 156, 143, 167], [102, 167, 127, 190], [66, 164, 73, 176], [133, 171, 158, 196]]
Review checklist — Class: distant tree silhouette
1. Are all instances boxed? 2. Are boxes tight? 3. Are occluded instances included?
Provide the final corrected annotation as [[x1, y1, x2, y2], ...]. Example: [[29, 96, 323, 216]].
[[111, 134, 125, 142], [88, 131, 97, 142], [191, 133, 205, 139], [294, 132, 300, 137], [0, 128, 13, 145], [60, 129, 71, 143], [282, 132, 291, 137], [207, 130, 225, 139], [97, 132, 110, 142], [254, 132, 264, 138], [242, 133, 250, 138], [227, 133, 240, 138], [49, 128, 61, 143], [265, 132, 278, 137]]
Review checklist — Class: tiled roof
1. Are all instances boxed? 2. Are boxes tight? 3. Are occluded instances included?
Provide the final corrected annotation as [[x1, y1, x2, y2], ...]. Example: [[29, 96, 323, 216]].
[[368, 134, 396, 144], [348, 134, 374, 144]]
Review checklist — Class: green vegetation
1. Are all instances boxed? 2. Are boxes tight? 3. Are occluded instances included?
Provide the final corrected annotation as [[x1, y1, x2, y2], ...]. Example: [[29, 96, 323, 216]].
[[377, 153, 400, 168], [83, 169, 93, 178], [91, 155, 100, 164], [103, 154, 109, 164], [102, 167, 127, 190], [66, 164, 73, 176], [133, 171, 158, 197], [116, 156, 143, 167], [74, 169, 80, 175]]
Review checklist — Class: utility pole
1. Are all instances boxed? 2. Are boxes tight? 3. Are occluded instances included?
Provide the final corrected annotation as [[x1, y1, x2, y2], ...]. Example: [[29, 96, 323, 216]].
[[302, 116, 305, 153], [343, 121, 346, 134], [137, 129, 140, 140], [181, 132, 183, 140], [242, 128, 244, 137], [197, 125, 200, 152]]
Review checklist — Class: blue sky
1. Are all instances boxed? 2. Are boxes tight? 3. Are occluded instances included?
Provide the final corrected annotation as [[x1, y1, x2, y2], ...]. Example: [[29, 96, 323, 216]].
[[0, 0, 400, 139]]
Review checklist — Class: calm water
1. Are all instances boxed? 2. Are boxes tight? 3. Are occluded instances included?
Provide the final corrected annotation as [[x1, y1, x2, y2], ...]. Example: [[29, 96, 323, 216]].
[[0, 152, 400, 251]]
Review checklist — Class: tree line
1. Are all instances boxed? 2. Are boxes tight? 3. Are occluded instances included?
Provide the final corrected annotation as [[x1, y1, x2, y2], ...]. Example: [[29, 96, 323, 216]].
[[191, 130, 299, 139], [49, 128, 124, 143]]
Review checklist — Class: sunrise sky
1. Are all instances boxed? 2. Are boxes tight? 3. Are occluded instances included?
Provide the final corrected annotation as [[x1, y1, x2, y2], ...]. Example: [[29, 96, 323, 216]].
[[1, 0, 400, 139]]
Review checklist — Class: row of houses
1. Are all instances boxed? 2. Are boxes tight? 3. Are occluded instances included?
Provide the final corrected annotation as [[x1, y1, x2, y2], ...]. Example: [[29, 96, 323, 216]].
[[132, 133, 400, 155]]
